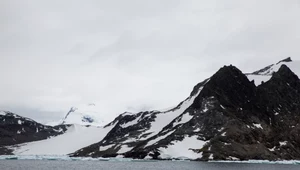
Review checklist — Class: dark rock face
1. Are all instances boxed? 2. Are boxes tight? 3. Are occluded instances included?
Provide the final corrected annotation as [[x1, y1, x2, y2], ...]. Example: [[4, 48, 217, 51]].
[[193, 65, 256, 110], [71, 63, 300, 161], [194, 64, 300, 161], [0, 111, 68, 154]]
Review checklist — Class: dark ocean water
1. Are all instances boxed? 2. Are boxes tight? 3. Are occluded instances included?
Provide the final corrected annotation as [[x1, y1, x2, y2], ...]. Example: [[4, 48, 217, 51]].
[[0, 160, 299, 170]]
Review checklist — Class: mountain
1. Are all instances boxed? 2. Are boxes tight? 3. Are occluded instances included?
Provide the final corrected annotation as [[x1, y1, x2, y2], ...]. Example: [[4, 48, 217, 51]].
[[70, 57, 300, 161], [48, 103, 105, 126], [5, 57, 300, 161], [0, 111, 68, 155], [71, 78, 209, 159]]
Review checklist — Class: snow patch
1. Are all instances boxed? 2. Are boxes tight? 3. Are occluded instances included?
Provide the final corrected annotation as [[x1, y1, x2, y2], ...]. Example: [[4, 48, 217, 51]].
[[224, 142, 231, 146], [145, 130, 175, 147], [0, 111, 7, 116], [18, 120, 22, 125], [218, 127, 224, 132], [173, 113, 193, 127], [194, 128, 201, 132], [144, 155, 152, 159], [120, 114, 142, 128], [201, 97, 215, 113], [117, 145, 133, 154], [116, 155, 124, 158], [228, 156, 239, 161], [269, 146, 276, 152], [159, 135, 206, 160], [202, 107, 209, 112], [279, 141, 288, 146], [221, 132, 226, 136], [99, 144, 115, 151], [253, 123, 263, 129]]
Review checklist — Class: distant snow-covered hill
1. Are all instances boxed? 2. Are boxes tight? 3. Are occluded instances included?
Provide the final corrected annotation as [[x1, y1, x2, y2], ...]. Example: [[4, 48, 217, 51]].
[[246, 57, 300, 85], [47, 103, 105, 126]]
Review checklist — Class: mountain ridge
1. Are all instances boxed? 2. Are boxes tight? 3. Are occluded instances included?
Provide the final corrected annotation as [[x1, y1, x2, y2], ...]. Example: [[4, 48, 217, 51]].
[[2, 57, 300, 161], [71, 59, 300, 161], [0, 111, 69, 155]]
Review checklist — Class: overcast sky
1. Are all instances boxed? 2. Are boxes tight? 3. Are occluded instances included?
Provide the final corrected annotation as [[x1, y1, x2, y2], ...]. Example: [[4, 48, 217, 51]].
[[1, 0, 300, 123]]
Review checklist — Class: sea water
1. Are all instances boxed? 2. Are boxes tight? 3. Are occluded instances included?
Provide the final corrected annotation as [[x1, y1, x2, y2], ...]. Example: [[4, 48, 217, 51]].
[[0, 160, 299, 170]]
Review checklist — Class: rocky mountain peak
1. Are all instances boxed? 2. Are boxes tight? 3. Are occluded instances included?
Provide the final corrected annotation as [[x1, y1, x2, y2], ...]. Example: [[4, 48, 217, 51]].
[[255, 64, 300, 120], [271, 64, 299, 83], [207, 65, 253, 87], [193, 65, 255, 109]]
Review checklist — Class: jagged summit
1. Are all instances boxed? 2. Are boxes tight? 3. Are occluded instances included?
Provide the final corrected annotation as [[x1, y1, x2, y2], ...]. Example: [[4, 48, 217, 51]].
[[192, 65, 255, 109], [272, 64, 299, 81], [207, 65, 251, 85]]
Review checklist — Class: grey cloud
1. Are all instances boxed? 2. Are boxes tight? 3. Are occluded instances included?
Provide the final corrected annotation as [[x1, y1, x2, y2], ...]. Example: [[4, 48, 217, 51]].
[[0, 0, 299, 123]]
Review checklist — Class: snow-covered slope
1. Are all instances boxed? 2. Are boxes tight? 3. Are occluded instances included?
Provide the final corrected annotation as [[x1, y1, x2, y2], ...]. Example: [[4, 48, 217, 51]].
[[71, 79, 210, 159], [49, 103, 105, 126], [246, 57, 300, 86], [12, 124, 114, 155]]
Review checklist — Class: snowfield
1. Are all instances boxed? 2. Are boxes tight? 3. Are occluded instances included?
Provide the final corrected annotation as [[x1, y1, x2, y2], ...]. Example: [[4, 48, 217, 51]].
[[12, 124, 113, 155], [159, 136, 207, 160], [246, 75, 272, 86]]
